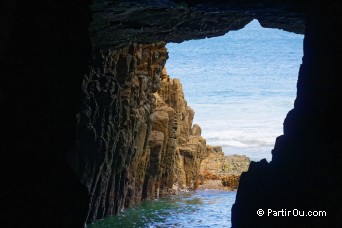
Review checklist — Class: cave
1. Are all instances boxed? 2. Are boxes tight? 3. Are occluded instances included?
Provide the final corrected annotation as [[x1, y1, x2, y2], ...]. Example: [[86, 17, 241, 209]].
[[1, 1, 341, 227]]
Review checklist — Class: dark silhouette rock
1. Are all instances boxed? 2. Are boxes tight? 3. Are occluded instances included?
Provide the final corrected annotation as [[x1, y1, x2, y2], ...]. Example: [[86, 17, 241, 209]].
[[89, 0, 305, 49], [231, 4, 342, 227], [1, 0, 91, 227]]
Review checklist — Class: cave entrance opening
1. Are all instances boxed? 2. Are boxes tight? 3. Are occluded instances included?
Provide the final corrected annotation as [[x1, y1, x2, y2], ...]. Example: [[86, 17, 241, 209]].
[[166, 19, 304, 163], [86, 19, 304, 228]]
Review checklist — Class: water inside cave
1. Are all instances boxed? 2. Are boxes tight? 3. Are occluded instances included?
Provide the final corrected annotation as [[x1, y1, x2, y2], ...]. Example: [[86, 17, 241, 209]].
[[90, 19, 303, 228], [90, 190, 235, 228]]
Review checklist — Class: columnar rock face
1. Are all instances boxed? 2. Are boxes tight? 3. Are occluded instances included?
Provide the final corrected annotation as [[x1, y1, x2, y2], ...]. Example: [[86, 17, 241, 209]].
[[67, 42, 168, 222], [153, 69, 207, 194], [67, 44, 207, 222]]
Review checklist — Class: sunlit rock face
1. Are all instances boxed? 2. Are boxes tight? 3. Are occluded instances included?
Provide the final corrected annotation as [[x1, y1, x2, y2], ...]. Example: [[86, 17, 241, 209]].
[[154, 69, 207, 195], [198, 149, 250, 191], [1, 0, 341, 227]]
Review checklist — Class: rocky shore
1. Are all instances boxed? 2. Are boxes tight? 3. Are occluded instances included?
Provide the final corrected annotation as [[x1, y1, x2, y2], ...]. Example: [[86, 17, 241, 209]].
[[198, 146, 250, 191]]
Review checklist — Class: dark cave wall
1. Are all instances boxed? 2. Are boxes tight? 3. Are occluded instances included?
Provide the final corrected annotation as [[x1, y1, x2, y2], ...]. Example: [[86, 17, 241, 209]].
[[1, 0, 342, 227], [232, 4, 342, 227], [1, 0, 91, 227]]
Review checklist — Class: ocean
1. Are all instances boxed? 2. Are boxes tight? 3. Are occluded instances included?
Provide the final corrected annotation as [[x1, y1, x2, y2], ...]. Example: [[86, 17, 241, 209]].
[[90, 190, 235, 228], [166, 19, 304, 162]]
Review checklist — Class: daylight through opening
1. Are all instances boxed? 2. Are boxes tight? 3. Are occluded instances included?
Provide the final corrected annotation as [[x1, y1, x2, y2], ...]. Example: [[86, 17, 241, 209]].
[[166, 19, 304, 162]]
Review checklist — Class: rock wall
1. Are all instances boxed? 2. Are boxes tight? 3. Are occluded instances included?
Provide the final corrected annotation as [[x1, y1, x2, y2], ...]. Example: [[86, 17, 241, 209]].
[[67, 42, 168, 222], [90, 0, 305, 49], [150, 69, 207, 195], [67, 44, 207, 223]]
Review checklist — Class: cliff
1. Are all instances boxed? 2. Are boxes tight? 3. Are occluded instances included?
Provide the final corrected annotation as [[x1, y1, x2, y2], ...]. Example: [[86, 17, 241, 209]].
[[147, 68, 208, 196], [67, 43, 168, 222], [67, 43, 208, 222]]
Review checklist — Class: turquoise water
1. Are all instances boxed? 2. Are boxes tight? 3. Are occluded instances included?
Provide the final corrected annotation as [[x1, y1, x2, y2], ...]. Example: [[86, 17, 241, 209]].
[[166, 20, 304, 162], [89, 190, 236, 228], [90, 20, 303, 228]]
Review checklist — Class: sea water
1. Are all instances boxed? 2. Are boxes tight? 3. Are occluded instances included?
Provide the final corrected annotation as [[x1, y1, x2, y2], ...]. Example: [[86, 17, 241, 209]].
[[166, 19, 303, 162], [89, 190, 235, 228], [90, 20, 303, 227]]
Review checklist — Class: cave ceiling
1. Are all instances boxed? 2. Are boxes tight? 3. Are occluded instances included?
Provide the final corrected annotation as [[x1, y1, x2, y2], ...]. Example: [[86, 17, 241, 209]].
[[90, 0, 305, 49]]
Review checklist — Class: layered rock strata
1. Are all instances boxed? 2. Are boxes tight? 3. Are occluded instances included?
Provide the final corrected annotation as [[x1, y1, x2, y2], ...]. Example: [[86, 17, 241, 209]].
[[198, 147, 250, 190]]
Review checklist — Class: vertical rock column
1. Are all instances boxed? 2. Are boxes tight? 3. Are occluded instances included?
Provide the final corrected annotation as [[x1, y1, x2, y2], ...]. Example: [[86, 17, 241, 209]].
[[148, 68, 208, 196], [67, 42, 168, 222]]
